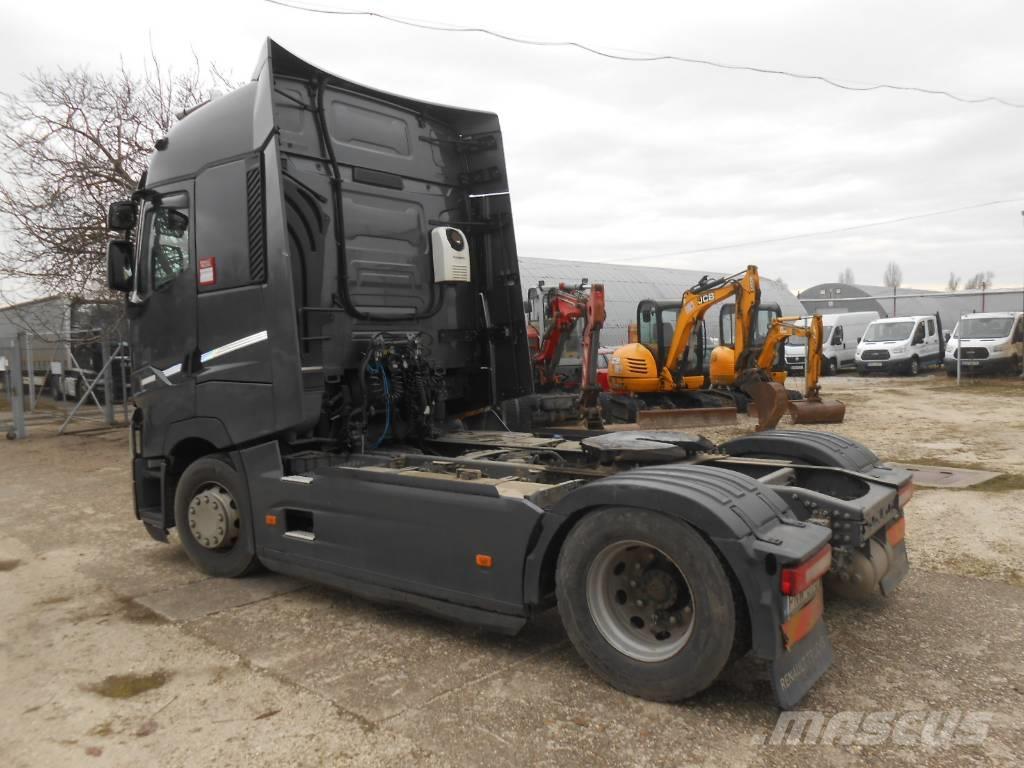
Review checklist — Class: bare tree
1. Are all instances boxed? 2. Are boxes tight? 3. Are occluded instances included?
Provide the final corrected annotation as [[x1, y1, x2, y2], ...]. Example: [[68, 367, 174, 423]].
[[0, 56, 231, 299], [771, 276, 790, 292], [946, 272, 961, 292], [963, 271, 995, 290], [882, 261, 903, 289], [837, 267, 855, 285]]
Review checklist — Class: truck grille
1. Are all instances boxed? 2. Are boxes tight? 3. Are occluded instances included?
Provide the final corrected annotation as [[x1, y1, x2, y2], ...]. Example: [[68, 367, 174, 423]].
[[861, 350, 890, 360], [955, 347, 989, 359]]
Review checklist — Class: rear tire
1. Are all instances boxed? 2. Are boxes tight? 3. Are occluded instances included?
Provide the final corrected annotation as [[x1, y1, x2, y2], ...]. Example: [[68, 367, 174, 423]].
[[556, 507, 736, 702], [173, 454, 260, 578]]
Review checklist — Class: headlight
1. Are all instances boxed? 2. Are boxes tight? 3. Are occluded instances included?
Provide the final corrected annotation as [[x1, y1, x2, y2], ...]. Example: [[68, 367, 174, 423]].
[[992, 343, 1008, 353]]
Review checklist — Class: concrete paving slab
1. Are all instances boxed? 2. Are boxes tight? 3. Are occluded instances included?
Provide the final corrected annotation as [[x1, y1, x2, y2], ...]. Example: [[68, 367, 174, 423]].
[[135, 572, 305, 621], [891, 463, 1002, 488], [384, 570, 1024, 767], [185, 584, 567, 723]]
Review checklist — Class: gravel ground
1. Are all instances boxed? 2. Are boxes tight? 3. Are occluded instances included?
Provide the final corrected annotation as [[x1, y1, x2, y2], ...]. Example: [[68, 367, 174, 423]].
[[1, 372, 1022, 767]]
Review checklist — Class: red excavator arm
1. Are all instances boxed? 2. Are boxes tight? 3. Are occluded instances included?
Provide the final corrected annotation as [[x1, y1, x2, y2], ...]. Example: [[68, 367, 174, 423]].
[[530, 281, 606, 428]]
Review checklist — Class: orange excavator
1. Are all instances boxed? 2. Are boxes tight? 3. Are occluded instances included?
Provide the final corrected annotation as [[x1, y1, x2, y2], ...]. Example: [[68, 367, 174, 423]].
[[526, 280, 606, 429], [734, 314, 846, 428], [605, 266, 792, 427]]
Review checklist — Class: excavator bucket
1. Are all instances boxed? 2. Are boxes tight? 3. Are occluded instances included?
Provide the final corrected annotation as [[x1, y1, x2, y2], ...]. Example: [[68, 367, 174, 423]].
[[739, 378, 791, 431], [788, 396, 846, 425]]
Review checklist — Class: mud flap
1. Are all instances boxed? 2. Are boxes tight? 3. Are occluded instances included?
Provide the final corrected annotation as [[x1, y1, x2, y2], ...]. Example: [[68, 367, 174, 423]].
[[880, 540, 909, 596], [770, 622, 834, 709]]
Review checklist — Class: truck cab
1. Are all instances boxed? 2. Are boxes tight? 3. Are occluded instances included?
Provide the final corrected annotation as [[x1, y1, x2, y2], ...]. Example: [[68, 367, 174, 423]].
[[944, 311, 1024, 375], [855, 314, 943, 375], [785, 311, 879, 375]]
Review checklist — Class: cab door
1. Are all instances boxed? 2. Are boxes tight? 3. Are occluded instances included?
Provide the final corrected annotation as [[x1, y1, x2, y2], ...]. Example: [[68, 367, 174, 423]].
[[831, 325, 851, 366], [128, 185, 197, 452]]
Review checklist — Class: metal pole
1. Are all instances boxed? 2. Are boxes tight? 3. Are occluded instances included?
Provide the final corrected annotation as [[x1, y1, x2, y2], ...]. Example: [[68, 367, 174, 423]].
[[956, 313, 964, 386], [120, 339, 129, 423], [9, 332, 27, 439], [25, 334, 35, 412], [101, 332, 114, 426]]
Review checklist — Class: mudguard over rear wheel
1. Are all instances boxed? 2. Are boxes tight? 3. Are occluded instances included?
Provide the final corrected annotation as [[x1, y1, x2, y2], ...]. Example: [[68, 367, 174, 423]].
[[556, 506, 737, 701]]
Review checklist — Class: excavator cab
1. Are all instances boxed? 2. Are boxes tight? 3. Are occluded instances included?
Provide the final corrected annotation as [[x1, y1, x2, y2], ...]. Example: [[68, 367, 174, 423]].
[[710, 302, 784, 386], [616, 300, 706, 392]]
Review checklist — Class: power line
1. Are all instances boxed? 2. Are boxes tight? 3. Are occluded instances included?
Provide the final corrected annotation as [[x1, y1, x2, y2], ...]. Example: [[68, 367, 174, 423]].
[[593, 198, 1024, 264], [264, 0, 1024, 109]]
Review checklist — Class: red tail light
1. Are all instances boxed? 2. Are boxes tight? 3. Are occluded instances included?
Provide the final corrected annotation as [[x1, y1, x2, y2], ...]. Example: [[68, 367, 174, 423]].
[[780, 545, 832, 596], [898, 480, 914, 508], [886, 517, 906, 547]]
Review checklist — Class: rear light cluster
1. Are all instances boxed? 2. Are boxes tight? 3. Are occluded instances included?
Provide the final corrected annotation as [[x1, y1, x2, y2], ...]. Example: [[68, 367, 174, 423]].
[[886, 516, 906, 548], [898, 481, 915, 509], [780, 545, 832, 596], [779, 545, 831, 649]]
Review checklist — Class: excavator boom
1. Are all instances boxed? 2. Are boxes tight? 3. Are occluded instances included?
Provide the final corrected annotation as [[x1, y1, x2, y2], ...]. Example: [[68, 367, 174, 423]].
[[742, 314, 846, 428]]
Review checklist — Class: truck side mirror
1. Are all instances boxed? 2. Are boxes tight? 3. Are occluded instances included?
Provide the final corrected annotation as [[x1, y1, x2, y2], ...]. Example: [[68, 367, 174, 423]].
[[107, 200, 138, 232], [107, 240, 134, 292]]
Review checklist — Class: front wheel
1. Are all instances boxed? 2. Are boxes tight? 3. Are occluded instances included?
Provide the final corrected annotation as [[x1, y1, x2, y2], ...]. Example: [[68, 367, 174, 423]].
[[173, 454, 260, 578], [556, 507, 737, 701], [908, 357, 920, 376]]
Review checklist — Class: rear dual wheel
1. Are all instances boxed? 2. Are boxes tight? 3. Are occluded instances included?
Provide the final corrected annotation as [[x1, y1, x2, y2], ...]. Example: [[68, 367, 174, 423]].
[[556, 507, 737, 701]]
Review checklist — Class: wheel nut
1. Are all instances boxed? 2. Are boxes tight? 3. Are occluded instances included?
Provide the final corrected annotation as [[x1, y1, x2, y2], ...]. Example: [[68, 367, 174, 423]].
[[629, 580, 637, 588], [669, 616, 678, 625], [635, 599, 644, 608]]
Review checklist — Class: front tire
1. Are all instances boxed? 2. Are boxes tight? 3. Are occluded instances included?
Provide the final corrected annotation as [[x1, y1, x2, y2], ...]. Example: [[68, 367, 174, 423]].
[[908, 357, 920, 376], [556, 507, 737, 701], [173, 454, 260, 578]]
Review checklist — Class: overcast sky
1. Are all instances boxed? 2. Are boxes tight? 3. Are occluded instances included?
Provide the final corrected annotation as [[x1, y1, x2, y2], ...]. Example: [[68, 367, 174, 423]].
[[3, 0, 1024, 297]]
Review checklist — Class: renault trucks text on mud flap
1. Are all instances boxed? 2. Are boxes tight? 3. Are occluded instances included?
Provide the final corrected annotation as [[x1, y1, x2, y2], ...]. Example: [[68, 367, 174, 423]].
[[106, 40, 911, 708]]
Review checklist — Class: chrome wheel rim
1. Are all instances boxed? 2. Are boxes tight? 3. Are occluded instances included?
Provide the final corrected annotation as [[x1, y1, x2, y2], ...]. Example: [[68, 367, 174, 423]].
[[187, 482, 240, 550], [586, 540, 695, 662]]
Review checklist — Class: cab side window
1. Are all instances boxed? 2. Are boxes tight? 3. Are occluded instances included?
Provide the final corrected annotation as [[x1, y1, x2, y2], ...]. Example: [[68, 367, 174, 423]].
[[832, 326, 844, 345], [912, 322, 926, 344], [1014, 319, 1024, 343], [638, 309, 658, 350], [151, 206, 191, 289], [926, 318, 936, 337]]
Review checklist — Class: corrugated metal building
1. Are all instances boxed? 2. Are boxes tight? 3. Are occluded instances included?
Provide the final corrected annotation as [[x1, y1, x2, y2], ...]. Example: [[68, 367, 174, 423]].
[[518, 257, 804, 347], [799, 282, 1024, 331], [0, 296, 72, 369]]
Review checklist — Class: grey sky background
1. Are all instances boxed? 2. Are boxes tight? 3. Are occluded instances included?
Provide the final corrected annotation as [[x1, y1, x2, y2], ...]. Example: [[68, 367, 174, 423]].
[[2, 0, 1023, 298]]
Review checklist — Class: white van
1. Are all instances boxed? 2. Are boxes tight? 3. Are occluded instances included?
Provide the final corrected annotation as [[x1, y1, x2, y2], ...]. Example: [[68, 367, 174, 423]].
[[855, 314, 943, 375], [944, 311, 1024, 375], [784, 311, 879, 375]]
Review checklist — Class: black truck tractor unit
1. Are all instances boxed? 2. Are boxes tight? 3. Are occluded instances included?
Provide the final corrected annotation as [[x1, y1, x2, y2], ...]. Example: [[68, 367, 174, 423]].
[[105, 40, 911, 708]]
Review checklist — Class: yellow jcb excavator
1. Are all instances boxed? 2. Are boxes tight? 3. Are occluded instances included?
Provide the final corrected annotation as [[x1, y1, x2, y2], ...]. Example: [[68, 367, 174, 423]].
[[733, 314, 846, 429], [605, 265, 792, 429]]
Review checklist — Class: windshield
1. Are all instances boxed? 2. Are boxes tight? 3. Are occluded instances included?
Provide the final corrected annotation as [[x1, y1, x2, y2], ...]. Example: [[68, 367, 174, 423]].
[[863, 322, 914, 342], [956, 317, 1014, 339]]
